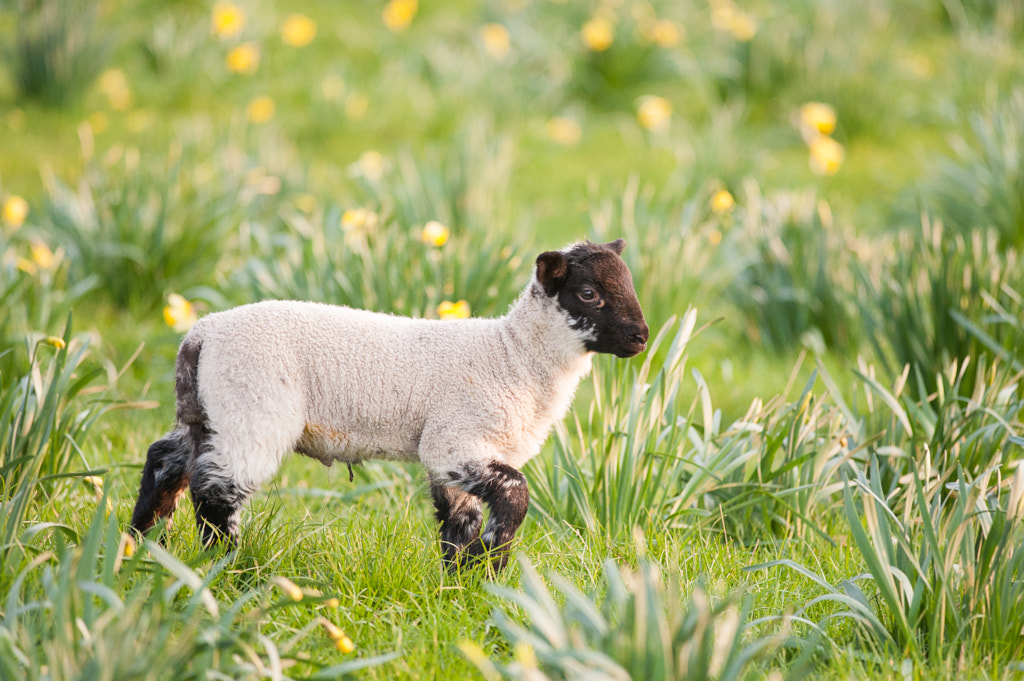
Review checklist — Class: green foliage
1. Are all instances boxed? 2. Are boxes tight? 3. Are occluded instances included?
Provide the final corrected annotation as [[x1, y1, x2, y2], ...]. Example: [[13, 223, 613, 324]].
[[857, 218, 1020, 398], [463, 555, 783, 681], [5, 0, 109, 106], [917, 91, 1024, 248]]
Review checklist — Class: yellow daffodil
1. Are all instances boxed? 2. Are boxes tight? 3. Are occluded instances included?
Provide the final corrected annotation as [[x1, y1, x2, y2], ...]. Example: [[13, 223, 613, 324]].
[[800, 102, 836, 136], [808, 135, 845, 176], [711, 189, 735, 213], [247, 96, 275, 123], [354, 150, 386, 181], [341, 207, 378, 247], [648, 19, 681, 47], [42, 336, 66, 350], [345, 92, 369, 119], [636, 95, 671, 133], [383, 0, 417, 32], [98, 69, 132, 111], [438, 300, 470, 320], [481, 23, 511, 61], [30, 240, 56, 270], [212, 3, 246, 39], [711, 1, 757, 41], [335, 635, 355, 653], [324, 597, 340, 608], [122, 535, 136, 558], [163, 293, 198, 333], [421, 220, 449, 247], [545, 116, 582, 146], [226, 43, 260, 74], [281, 14, 317, 47], [15, 258, 37, 275], [2, 195, 29, 228], [274, 576, 304, 602], [321, 74, 346, 101], [581, 16, 614, 51]]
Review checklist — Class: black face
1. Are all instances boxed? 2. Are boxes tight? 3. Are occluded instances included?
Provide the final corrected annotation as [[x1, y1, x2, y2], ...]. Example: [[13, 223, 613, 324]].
[[535, 239, 649, 358]]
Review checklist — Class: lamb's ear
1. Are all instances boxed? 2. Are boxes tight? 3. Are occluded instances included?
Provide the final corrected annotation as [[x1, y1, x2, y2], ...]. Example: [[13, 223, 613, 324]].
[[604, 239, 625, 255], [535, 251, 568, 296]]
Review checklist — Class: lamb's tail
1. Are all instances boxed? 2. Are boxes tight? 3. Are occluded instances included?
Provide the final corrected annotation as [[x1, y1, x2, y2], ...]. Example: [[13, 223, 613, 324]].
[[129, 332, 207, 536]]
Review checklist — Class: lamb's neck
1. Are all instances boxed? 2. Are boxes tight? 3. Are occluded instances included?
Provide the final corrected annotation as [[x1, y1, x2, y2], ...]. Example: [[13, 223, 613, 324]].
[[499, 282, 594, 381]]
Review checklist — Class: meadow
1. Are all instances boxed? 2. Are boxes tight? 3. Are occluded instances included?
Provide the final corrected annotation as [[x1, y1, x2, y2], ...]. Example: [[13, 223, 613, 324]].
[[2, 0, 1024, 678]]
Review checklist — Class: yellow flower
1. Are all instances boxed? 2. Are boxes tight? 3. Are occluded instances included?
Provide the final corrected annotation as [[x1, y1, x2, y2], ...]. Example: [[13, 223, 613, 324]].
[[648, 19, 681, 47], [438, 300, 470, 320], [808, 135, 845, 176], [636, 95, 671, 133], [2, 195, 29, 228], [324, 597, 340, 608], [226, 43, 260, 74], [354, 150, 386, 181], [480, 23, 511, 61], [163, 293, 198, 333], [15, 258, 36, 275], [341, 207, 378, 247], [274, 576, 304, 602], [42, 336, 66, 350], [281, 14, 317, 47], [711, 1, 757, 41], [711, 189, 735, 213], [383, 0, 418, 32], [122, 535, 136, 558], [581, 16, 614, 51], [545, 117, 582, 146], [97, 69, 132, 111], [212, 3, 246, 39], [30, 240, 56, 270], [800, 102, 836, 136], [247, 96, 275, 123], [335, 635, 355, 653], [708, 228, 723, 245], [421, 220, 449, 247]]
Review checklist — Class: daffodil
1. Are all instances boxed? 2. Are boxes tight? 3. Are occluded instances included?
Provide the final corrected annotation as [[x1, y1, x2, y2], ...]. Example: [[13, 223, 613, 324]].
[[2, 195, 29, 228], [648, 19, 681, 47], [545, 117, 582, 146], [438, 300, 470, 320], [711, 189, 735, 213], [274, 576, 304, 602], [42, 336, 66, 350], [226, 43, 260, 74], [281, 14, 317, 47], [480, 23, 511, 61], [808, 135, 845, 176], [383, 0, 417, 32], [636, 95, 671, 133], [353, 150, 386, 181], [581, 16, 614, 51], [212, 3, 246, 39], [341, 207, 378, 247], [800, 102, 836, 136], [122, 535, 136, 558], [711, 0, 757, 41], [97, 69, 132, 111], [421, 220, 449, 247], [30, 240, 56, 270], [247, 96, 275, 123], [163, 293, 198, 333]]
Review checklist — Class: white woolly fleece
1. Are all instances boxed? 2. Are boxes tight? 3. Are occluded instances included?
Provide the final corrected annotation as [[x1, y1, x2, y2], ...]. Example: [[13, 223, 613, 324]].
[[186, 276, 595, 492]]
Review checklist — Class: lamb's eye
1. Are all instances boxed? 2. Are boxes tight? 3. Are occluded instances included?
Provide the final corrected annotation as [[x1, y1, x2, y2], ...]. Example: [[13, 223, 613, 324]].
[[577, 288, 597, 302]]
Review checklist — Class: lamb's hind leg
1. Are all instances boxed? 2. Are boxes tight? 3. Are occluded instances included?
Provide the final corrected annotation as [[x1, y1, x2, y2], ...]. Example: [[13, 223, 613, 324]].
[[448, 461, 529, 573], [430, 479, 483, 567]]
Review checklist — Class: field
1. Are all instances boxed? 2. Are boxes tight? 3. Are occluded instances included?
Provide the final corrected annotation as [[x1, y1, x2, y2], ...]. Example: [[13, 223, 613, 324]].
[[2, 0, 1024, 679]]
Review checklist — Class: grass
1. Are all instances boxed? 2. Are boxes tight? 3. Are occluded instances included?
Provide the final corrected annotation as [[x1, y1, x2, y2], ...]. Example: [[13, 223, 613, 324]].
[[2, 0, 1024, 678]]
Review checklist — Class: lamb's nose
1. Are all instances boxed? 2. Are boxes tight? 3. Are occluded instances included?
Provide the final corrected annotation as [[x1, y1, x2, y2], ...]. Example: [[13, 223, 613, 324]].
[[633, 324, 649, 345]]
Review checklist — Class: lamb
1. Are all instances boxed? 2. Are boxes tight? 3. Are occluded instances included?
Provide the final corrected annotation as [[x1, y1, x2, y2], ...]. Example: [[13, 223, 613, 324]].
[[130, 239, 648, 571]]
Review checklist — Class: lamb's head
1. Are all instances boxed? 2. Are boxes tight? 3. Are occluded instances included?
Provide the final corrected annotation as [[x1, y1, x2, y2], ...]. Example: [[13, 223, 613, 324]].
[[534, 239, 649, 358]]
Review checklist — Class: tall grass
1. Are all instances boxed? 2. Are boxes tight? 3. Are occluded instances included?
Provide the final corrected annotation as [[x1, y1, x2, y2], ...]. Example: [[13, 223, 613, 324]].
[[463, 555, 786, 681]]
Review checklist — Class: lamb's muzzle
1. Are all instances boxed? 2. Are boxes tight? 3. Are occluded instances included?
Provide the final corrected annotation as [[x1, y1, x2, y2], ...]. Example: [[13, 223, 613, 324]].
[[129, 238, 647, 572]]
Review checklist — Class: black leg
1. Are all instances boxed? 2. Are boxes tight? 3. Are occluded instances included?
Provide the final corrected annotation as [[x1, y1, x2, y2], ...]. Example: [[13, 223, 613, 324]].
[[448, 461, 529, 573], [189, 462, 249, 548], [431, 480, 483, 566]]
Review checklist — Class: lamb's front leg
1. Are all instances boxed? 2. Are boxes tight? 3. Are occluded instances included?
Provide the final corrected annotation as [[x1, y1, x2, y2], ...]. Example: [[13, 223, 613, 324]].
[[430, 480, 483, 567], [451, 461, 529, 573]]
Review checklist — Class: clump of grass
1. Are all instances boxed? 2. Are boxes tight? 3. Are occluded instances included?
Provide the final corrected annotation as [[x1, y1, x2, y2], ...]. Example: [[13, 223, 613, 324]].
[[5, 0, 109, 107], [915, 91, 1024, 248], [728, 185, 859, 356], [462, 554, 786, 681], [857, 217, 1021, 399]]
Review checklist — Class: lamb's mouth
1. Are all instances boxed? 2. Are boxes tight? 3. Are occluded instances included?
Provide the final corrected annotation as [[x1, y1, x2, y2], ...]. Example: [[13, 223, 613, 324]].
[[615, 340, 647, 358]]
